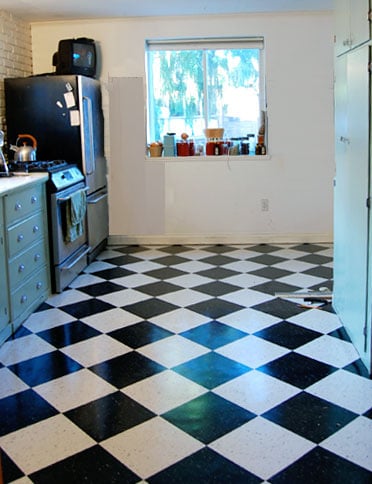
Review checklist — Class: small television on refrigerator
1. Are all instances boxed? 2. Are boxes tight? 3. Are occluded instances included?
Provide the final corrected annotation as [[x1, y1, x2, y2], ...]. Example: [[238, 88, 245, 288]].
[[53, 37, 96, 77]]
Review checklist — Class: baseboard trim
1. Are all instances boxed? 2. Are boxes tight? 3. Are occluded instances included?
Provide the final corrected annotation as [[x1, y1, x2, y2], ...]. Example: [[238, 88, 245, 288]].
[[108, 233, 333, 246]]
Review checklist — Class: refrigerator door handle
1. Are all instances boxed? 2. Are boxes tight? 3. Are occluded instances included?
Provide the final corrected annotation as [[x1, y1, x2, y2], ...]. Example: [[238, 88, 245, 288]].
[[82, 95, 95, 175]]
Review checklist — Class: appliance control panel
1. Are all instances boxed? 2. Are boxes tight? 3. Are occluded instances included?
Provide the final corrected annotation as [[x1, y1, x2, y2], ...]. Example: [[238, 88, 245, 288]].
[[50, 165, 84, 191]]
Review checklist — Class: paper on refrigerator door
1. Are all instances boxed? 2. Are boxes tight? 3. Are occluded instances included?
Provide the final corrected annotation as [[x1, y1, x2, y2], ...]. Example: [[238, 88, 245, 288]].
[[70, 110, 80, 126], [64, 91, 76, 108]]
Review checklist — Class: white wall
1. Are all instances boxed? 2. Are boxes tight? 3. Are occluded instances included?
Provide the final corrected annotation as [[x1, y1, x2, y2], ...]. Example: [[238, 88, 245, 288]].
[[30, 11, 334, 244]]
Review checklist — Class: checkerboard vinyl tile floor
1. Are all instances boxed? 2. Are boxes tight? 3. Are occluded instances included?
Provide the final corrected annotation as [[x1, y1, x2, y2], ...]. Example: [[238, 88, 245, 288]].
[[0, 243, 372, 484]]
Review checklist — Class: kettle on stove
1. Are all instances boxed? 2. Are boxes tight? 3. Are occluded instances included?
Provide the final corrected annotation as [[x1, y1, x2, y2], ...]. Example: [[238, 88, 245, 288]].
[[10, 134, 37, 162]]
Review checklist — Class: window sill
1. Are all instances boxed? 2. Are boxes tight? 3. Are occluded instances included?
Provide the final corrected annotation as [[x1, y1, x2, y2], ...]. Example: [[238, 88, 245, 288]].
[[145, 154, 271, 162]]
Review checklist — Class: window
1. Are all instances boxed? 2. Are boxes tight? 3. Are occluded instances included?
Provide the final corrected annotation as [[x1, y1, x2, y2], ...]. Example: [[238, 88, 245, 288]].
[[146, 36, 266, 155]]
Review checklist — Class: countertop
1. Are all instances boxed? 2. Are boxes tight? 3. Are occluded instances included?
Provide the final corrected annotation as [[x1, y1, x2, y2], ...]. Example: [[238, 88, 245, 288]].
[[0, 173, 48, 197]]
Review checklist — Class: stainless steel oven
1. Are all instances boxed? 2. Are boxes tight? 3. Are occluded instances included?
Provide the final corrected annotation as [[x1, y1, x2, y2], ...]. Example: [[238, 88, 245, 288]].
[[48, 166, 89, 293]]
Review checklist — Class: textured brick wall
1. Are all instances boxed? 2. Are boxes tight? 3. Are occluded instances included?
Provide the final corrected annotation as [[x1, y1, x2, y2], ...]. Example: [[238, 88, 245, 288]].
[[0, 10, 33, 144]]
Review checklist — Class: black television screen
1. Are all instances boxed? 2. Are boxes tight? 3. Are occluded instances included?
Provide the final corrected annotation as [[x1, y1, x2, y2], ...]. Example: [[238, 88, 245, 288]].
[[54, 38, 96, 77]]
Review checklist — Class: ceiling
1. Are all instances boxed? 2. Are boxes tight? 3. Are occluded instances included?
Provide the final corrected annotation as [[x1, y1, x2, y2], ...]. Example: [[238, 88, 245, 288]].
[[0, 0, 333, 22]]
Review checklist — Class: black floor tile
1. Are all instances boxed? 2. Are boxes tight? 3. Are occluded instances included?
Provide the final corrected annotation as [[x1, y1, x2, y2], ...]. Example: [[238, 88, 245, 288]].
[[1, 450, 24, 484], [8, 351, 82, 386], [196, 267, 240, 280], [258, 352, 336, 389], [148, 447, 261, 484], [159, 245, 192, 254], [263, 392, 357, 443], [250, 266, 293, 279], [89, 352, 166, 388], [193, 281, 241, 297], [65, 391, 155, 441], [251, 280, 302, 296], [78, 281, 125, 297], [144, 267, 188, 280], [172, 352, 251, 389], [150, 255, 190, 266], [37, 321, 101, 348], [303, 266, 333, 279], [90, 267, 136, 280], [60, 299, 116, 319], [270, 447, 372, 484], [204, 245, 239, 254], [29, 445, 140, 484], [135, 281, 183, 296], [186, 299, 245, 319], [199, 254, 237, 266], [252, 298, 306, 319], [297, 254, 333, 265], [0, 389, 58, 436], [105, 254, 142, 265], [162, 392, 255, 443], [114, 245, 144, 254], [249, 254, 286, 265], [108, 321, 173, 348], [291, 243, 329, 253], [248, 244, 282, 253], [122, 298, 179, 319], [255, 321, 322, 349], [180, 321, 247, 349]]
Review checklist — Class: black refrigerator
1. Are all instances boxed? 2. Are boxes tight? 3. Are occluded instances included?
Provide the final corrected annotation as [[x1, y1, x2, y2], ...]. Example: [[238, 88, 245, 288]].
[[4, 74, 109, 262]]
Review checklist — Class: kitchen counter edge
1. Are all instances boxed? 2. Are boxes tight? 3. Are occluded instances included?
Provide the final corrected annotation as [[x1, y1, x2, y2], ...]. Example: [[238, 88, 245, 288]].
[[0, 173, 49, 197]]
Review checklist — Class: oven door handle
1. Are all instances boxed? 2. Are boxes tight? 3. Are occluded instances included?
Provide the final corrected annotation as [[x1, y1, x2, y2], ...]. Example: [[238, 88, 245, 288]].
[[61, 246, 90, 270], [56, 187, 90, 203]]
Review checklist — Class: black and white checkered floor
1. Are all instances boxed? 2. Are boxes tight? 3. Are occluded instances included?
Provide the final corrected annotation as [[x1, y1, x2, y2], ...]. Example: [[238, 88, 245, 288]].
[[0, 243, 372, 483]]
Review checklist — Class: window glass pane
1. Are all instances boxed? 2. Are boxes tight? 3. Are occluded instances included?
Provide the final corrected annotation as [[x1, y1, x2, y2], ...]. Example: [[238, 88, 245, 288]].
[[146, 43, 263, 152]]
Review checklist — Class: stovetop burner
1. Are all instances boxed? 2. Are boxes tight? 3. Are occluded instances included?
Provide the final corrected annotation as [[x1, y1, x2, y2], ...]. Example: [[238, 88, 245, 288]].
[[8, 160, 69, 173]]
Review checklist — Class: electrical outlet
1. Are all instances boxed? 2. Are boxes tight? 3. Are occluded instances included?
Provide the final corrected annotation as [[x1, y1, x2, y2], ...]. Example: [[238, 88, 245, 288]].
[[261, 198, 269, 212]]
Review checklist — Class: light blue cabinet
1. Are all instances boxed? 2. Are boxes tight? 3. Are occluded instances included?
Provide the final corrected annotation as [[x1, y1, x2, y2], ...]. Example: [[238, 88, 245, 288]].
[[333, 0, 372, 373], [0, 198, 10, 343], [0, 178, 50, 346]]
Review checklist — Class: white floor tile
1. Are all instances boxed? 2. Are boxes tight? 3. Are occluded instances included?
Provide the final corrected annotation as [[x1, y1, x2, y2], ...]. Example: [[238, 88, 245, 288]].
[[219, 308, 280, 333], [216, 335, 289, 368], [97, 288, 150, 307], [320, 417, 372, 471], [276, 273, 326, 289], [223, 260, 265, 272], [138, 335, 208, 367], [60, 334, 131, 367], [220, 288, 274, 307], [0, 415, 95, 475], [157, 289, 211, 307], [46, 289, 92, 307], [307, 369, 372, 414], [111, 274, 158, 288], [81, 308, 142, 333], [273, 259, 315, 272], [34, 369, 116, 412], [0, 368, 28, 399], [295, 335, 360, 368], [123, 370, 207, 414], [210, 416, 315, 480], [68, 273, 106, 288], [223, 273, 269, 289], [23, 308, 74, 333], [213, 370, 300, 415], [83, 260, 116, 273], [0, 334, 55, 366], [271, 248, 309, 259], [124, 260, 164, 273], [148, 308, 209, 333], [166, 273, 213, 288], [102, 417, 203, 479], [287, 308, 342, 333], [174, 260, 214, 273]]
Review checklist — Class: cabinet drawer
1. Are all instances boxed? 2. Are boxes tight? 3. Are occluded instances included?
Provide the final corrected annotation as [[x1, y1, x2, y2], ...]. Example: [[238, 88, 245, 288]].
[[5, 185, 45, 225], [10, 267, 49, 321], [7, 211, 44, 258], [8, 239, 48, 290]]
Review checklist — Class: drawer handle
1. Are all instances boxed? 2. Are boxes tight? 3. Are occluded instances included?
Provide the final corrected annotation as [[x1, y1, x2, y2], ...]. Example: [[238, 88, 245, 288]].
[[18, 264, 25, 273], [17, 234, 24, 243], [34, 253, 41, 262], [31, 196, 38, 204], [33, 225, 39, 233], [15, 202, 22, 211], [36, 281, 42, 290], [20, 295, 27, 304]]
